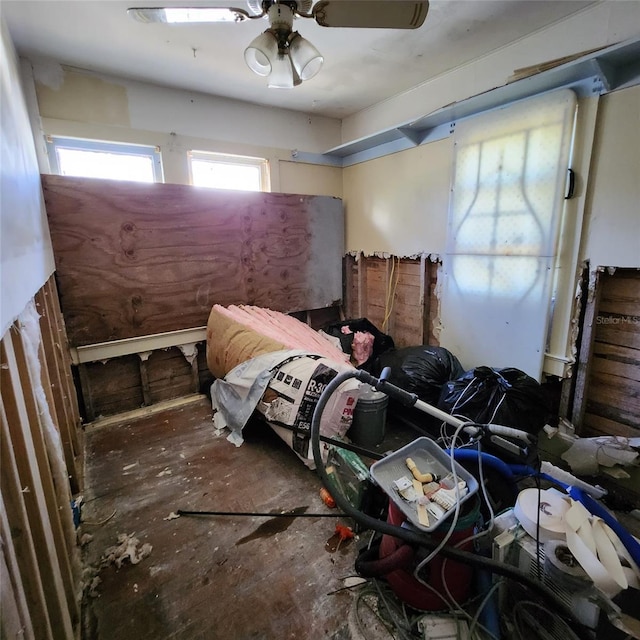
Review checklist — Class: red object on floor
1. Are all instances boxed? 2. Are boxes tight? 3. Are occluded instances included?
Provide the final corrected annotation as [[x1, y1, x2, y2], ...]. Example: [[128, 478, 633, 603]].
[[378, 501, 475, 610], [335, 524, 354, 541], [320, 487, 336, 508]]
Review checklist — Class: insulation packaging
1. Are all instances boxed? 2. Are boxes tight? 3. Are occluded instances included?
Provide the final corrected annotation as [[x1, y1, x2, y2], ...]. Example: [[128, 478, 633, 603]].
[[258, 354, 360, 465], [211, 349, 359, 468], [207, 305, 361, 466]]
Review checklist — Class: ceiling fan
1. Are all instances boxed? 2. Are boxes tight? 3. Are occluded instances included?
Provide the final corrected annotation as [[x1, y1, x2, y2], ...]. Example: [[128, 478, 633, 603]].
[[128, 1, 429, 88]]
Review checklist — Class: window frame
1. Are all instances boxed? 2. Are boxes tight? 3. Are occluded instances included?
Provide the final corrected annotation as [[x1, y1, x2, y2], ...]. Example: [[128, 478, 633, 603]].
[[188, 150, 270, 192], [45, 136, 163, 182]]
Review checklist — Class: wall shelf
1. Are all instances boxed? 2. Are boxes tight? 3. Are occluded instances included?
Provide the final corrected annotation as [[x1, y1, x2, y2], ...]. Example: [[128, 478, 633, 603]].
[[292, 37, 640, 168]]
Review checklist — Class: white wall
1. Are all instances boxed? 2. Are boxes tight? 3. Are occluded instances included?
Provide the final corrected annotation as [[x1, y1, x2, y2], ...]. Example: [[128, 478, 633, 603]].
[[340, 84, 640, 379], [342, 1, 640, 146], [0, 19, 55, 336], [580, 85, 640, 268], [342, 139, 452, 255], [30, 63, 343, 196]]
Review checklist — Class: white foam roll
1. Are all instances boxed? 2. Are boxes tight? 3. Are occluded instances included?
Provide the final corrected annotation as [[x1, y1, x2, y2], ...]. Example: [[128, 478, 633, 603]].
[[564, 500, 624, 598], [513, 488, 570, 542], [543, 539, 591, 590]]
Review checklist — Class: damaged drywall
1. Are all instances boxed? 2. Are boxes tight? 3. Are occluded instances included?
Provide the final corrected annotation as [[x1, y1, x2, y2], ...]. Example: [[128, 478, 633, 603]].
[[346, 250, 441, 263], [177, 342, 198, 366], [35, 66, 131, 127]]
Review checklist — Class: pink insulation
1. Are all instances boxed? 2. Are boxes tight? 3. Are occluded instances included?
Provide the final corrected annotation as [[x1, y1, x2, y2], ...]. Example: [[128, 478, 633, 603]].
[[211, 304, 351, 364]]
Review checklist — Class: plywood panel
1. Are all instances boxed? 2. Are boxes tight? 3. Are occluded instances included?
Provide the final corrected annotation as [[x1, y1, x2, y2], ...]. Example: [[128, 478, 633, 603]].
[[43, 175, 344, 347]]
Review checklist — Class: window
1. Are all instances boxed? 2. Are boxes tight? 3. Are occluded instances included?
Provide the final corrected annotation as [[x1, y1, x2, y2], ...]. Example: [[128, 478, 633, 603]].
[[189, 151, 269, 192], [46, 137, 163, 182], [439, 90, 577, 380]]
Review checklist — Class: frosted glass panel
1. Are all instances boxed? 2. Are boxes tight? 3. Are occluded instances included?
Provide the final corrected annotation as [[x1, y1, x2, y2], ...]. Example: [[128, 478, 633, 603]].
[[440, 90, 576, 380]]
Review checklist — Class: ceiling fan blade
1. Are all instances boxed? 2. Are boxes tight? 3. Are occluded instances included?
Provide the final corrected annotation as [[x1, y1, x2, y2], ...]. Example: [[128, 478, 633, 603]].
[[312, 0, 428, 29], [127, 7, 253, 24]]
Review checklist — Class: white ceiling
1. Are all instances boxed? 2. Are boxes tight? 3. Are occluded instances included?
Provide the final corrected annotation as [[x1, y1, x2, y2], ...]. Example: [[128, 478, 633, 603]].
[[2, 0, 598, 119]]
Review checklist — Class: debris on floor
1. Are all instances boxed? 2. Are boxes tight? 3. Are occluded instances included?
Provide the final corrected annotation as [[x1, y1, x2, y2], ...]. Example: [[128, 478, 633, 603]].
[[81, 566, 102, 599], [101, 533, 153, 569]]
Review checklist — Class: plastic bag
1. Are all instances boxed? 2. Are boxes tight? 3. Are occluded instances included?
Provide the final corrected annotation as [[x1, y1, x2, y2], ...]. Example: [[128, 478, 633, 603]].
[[437, 366, 550, 435], [374, 346, 464, 405], [323, 318, 394, 371]]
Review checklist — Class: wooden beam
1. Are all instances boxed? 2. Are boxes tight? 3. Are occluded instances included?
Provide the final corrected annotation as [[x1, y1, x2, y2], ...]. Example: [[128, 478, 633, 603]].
[[29, 319, 83, 583], [41, 280, 80, 460], [44, 278, 82, 431], [357, 254, 367, 319], [189, 348, 200, 395], [419, 254, 428, 345], [0, 491, 36, 640], [77, 363, 95, 423], [86, 394, 205, 429], [1, 336, 75, 640], [572, 270, 602, 432], [0, 399, 54, 640], [10, 327, 79, 626], [383, 257, 397, 337], [35, 290, 80, 493], [138, 352, 153, 407]]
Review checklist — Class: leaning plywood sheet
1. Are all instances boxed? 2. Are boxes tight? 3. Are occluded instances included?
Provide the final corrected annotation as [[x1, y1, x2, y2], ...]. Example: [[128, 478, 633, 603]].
[[42, 175, 344, 347]]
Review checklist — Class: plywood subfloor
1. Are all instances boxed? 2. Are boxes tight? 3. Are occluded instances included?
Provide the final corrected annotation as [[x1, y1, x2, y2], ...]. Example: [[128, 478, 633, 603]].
[[80, 397, 362, 640]]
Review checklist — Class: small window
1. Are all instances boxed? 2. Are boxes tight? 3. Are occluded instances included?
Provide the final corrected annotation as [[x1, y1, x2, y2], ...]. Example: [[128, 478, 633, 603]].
[[46, 137, 163, 182], [189, 151, 269, 192]]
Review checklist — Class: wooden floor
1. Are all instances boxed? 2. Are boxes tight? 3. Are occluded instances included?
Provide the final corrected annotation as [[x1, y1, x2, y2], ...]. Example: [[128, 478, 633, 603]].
[[80, 396, 368, 640]]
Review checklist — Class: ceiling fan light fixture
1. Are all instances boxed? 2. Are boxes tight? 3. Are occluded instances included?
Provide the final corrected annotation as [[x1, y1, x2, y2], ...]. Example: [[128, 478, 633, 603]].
[[268, 54, 301, 89], [244, 30, 279, 76], [288, 32, 323, 81]]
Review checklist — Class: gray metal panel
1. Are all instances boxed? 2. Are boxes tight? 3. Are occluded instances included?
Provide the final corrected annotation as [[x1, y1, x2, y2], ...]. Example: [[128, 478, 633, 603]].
[[306, 195, 344, 307]]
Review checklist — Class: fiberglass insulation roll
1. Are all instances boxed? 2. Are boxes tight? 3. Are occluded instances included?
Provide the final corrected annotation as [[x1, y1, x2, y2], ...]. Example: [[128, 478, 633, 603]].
[[206, 304, 350, 379]]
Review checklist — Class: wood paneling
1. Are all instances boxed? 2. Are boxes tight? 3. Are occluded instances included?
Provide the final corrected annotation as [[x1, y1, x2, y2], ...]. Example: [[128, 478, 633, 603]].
[[79, 343, 222, 420], [579, 269, 640, 438], [343, 254, 440, 348], [146, 347, 196, 403], [83, 356, 145, 419], [43, 175, 344, 347]]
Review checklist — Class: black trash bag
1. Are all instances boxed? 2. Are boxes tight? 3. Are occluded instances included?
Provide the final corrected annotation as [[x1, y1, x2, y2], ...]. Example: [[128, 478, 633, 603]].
[[369, 346, 464, 435], [437, 366, 550, 435], [323, 318, 394, 371], [374, 346, 465, 406]]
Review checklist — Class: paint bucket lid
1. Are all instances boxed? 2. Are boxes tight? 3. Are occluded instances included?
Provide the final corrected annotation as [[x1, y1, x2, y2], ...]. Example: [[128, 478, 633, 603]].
[[358, 383, 387, 403]]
